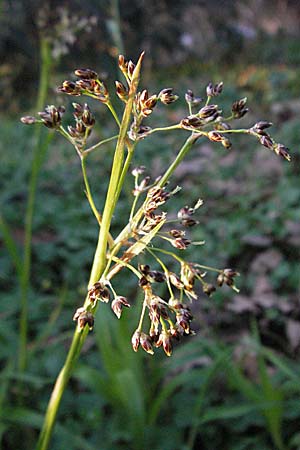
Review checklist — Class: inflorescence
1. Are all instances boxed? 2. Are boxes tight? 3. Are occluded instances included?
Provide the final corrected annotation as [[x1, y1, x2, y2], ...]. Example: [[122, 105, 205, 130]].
[[21, 53, 291, 357]]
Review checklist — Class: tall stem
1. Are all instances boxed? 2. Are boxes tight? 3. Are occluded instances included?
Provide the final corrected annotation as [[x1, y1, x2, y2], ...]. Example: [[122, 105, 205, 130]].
[[35, 53, 144, 450], [88, 54, 144, 286], [35, 330, 85, 450]]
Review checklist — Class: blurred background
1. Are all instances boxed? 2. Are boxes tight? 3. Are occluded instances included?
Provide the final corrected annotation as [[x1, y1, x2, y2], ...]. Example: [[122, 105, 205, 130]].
[[1, 0, 300, 449]]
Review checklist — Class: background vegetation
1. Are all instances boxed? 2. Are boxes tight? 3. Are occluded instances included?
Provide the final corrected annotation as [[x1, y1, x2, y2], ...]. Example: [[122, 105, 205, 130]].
[[1, 1, 300, 449]]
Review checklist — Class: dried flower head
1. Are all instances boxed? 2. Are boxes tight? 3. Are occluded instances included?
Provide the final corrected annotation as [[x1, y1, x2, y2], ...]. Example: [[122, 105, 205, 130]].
[[111, 296, 131, 319], [38, 105, 65, 129]]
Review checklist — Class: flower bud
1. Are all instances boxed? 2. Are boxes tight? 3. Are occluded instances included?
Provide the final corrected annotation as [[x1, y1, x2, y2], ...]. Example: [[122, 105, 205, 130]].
[[131, 329, 141, 352], [181, 115, 202, 129], [208, 131, 223, 142], [203, 283, 216, 296], [158, 88, 178, 104], [274, 143, 291, 161], [185, 89, 202, 106], [169, 272, 185, 289], [58, 80, 81, 96], [73, 308, 94, 330], [162, 332, 173, 356], [171, 237, 191, 250], [232, 97, 248, 118], [115, 80, 128, 101], [131, 166, 146, 177], [127, 60, 135, 78], [221, 137, 232, 149], [74, 68, 98, 80], [199, 105, 219, 119], [20, 116, 37, 125], [88, 281, 110, 303], [81, 104, 95, 127], [259, 134, 273, 149], [111, 296, 130, 319], [140, 333, 154, 355], [206, 81, 223, 97]]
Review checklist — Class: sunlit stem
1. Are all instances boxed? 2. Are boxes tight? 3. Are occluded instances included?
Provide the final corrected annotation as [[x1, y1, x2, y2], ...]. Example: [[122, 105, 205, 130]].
[[36, 52, 145, 450], [107, 101, 121, 127], [81, 155, 114, 248], [137, 299, 148, 331], [150, 246, 184, 265], [148, 124, 181, 134], [205, 95, 211, 106], [130, 193, 140, 222], [83, 135, 119, 155]]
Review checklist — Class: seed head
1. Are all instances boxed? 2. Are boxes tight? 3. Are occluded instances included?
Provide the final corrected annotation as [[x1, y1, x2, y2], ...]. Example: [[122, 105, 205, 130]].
[[131, 329, 141, 352], [20, 116, 37, 125], [208, 131, 223, 142], [274, 143, 291, 161], [74, 68, 98, 80], [199, 104, 219, 119], [58, 80, 81, 96], [111, 296, 131, 319], [38, 105, 65, 129], [73, 308, 94, 330], [140, 332, 154, 355], [181, 115, 202, 129], [88, 281, 110, 303], [203, 283, 216, 296], [171, 237, 191, 250], [206, 81, 223, 97], [158, 88, 178, 105], [81, 104, 95, 127], [169, 272, 185, 289], [185, 89, 202, 106], [259, 134, 273, 149], [115, 80, 129, 101], [232, 97, 248, 119]]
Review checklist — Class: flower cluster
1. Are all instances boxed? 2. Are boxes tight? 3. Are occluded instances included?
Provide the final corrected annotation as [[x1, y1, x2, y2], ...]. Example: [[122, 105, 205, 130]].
[[21, 52, 292, 358], [128, 259, 240, 356], [58, 68, 109, 103]]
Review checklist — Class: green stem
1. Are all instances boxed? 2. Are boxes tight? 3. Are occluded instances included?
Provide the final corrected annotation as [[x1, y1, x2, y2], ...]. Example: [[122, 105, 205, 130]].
[[148, 124, 181, 134], [113, 133, 200, 247], [115, 140, 136, 202], [137, 299, 148, 331], [83, 134, 119, 155], [81, 155, 115, 248], [81, 156, 101, 224], [158, 133, 200, 187], [35, 53, 144, 450], [19, 37, 52, 373], [79, 157, 108, 242], [88, 56, 144, 286], [107, 102, 121, 127], [35, 330, 84, 450], [151, 247, 184, 264]]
